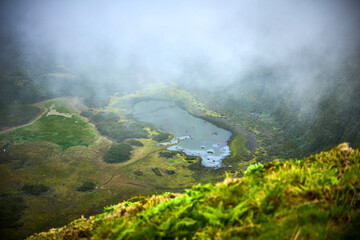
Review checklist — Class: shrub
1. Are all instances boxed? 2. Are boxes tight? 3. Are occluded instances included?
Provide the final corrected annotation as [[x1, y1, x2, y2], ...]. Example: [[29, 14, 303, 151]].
[[77, 181, 96, 192], [165, 170, 176, 175], [159, 151, 177, 158], [22, 184, 49, 195], [96, 122, 149, 141], [91, 112, 120, 123], [152, 168, 162, 176], [80, 109, 93, 118], [127, 196, 147, 203], [134, 170, 143, 176], [127, 139, 144, 147], [152, 133, 170, 142], [244, 163, 265, 177], [104, 143, 134, 163]]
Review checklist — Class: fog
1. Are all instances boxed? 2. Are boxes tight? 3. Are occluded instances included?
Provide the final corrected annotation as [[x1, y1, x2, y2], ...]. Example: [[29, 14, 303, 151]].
[[1, 0, 359, 105]]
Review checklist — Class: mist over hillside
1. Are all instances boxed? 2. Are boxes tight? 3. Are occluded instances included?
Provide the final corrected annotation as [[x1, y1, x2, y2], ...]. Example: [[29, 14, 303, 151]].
[[0, 1, 358, 86], [0, 1, 360, 238], [1, 1, 359, 150], [0, 0, 359, 151]]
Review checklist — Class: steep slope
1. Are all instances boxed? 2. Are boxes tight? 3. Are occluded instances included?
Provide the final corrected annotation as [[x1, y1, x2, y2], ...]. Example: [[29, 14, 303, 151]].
[[29, 143, 360, 239]]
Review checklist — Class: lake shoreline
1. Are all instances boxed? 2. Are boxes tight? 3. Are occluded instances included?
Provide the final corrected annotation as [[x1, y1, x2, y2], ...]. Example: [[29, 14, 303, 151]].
[[130, 97, 256, 168], [133, 100, 232, 168]]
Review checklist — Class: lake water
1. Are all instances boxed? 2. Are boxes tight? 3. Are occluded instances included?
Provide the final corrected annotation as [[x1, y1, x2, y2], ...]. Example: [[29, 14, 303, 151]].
[[133, 100, 232, 168]]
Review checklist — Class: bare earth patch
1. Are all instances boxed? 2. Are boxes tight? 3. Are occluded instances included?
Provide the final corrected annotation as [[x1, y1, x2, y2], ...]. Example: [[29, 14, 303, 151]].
[[46, 105, 73, 118]]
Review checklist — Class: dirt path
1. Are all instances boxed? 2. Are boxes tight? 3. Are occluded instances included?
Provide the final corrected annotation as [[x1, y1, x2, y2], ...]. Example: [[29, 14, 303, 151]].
[[0, 104, 47, 135], [0, 97, 89, 136]]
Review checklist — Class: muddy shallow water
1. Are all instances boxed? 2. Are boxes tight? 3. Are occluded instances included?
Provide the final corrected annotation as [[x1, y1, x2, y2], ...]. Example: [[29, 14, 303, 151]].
[[133, 100, 232, 168]]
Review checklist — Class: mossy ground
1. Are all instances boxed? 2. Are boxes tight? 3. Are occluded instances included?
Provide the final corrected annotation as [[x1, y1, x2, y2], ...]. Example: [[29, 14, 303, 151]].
[[28, 143, 360, 239]]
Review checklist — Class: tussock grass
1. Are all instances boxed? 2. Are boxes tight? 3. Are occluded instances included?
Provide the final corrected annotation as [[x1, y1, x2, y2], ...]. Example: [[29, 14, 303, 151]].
[[29, 143, 360, 239]]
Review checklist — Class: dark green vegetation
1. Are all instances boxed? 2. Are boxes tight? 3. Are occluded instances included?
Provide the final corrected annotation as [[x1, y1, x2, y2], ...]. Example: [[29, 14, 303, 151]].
[[159, 151, 177, 158], [104, 143, 134, 163], [126, 139, 144, 147], [22, 184, 49, 196], [0, 71, 49, 108], [90, 112, 149, 141], [0, 105, 41, 129], [76, 182, 96, 192], [151, 167, 163, 176], [0, 68, 116, 109], [165, 170, 176, 175], [0, 194, 26, 229], [29, 143, 360, 239], [192, 57, 360, 160], [152, 132, 171, 142]]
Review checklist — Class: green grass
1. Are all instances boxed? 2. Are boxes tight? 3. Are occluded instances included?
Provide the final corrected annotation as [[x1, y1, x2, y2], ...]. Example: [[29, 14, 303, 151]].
[[0, 101, 96, 151], [3, 115, 95, 150], [28, 143, 360, 239]]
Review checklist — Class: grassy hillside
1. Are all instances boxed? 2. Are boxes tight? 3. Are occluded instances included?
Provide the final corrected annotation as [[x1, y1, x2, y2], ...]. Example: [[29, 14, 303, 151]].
[[0, 87, 252, 239], [2, 85, 358, 239], [29, 143, 360, 239]]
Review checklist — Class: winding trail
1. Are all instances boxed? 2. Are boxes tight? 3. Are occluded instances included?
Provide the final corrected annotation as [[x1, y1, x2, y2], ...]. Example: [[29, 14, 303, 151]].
[[0, 97, 86, 135], [0, 104, 47, 135]]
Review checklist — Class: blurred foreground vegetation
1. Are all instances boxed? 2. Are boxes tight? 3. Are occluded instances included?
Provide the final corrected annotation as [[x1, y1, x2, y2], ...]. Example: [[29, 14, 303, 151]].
[[29, 143, 360, 239]]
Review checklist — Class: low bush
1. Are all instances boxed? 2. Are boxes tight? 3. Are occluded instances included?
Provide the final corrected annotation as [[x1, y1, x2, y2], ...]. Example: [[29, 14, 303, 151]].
[[80, 109, 93, 118], [152, 133, 170, 142], [127, 139, 144, 147], [165, 170, 176, 175], [22, 184, 49, 195], [152, 168, 162, 176], [104, 143, 133, 163], [244, 163, 265, 177], [91, 112, 120, 123], [77, 182, 96, 192], [134, 170, 143, 176], [159, 151, 177, 158]]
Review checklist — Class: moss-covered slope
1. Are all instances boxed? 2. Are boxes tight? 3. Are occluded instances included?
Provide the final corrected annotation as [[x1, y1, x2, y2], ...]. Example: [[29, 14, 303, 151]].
[[29, 143, 360, 239]]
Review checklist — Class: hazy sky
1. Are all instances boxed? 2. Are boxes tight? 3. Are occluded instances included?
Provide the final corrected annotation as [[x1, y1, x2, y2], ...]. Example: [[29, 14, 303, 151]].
[[1, 0, 359, 92]]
